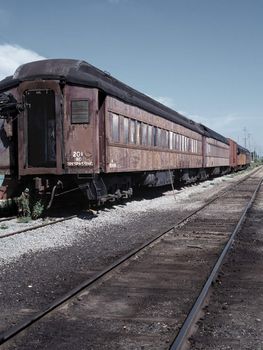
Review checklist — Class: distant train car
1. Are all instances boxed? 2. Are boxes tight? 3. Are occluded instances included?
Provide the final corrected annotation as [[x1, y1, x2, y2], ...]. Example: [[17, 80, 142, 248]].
[[228, 138, 238, 170], [237, 145, 251, 169], [0, 59, 250, 204]]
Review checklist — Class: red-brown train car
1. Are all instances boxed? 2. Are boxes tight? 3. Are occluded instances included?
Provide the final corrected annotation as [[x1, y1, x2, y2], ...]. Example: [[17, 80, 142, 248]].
[[0, 59, 250, 204]]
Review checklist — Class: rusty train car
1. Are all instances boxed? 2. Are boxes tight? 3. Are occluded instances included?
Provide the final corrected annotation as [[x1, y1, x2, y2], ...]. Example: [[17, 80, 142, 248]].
[[0, 59, 250, 204]]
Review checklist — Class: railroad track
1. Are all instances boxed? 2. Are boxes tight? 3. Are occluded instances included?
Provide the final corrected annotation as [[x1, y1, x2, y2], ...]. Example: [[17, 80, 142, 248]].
[[0, 167, 262, 349], [0, 167, 259, 241], [0, 215, 77, 239], [0, 216, 16, 223], [189, 172, 263, 349]]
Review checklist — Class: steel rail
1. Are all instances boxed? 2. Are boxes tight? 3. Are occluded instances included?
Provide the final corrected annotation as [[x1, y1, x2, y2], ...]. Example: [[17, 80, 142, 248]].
[[0, 216, 16, 223], [0, 167, 261, 345], [0, 215, 77, 239], [169, 173, 263, 350]]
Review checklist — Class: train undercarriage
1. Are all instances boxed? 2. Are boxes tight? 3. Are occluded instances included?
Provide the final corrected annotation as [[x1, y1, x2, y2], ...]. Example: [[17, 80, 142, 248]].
[[0, 164, 247, 213]]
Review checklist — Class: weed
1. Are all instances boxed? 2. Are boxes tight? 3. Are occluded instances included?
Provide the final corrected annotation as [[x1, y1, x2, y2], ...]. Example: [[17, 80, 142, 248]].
[[31, 200, 45, 220], [0, 223, 8, 230]]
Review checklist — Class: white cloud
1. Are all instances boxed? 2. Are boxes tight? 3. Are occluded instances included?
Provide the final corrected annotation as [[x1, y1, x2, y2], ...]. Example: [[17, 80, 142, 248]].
[[0, 44, 45, 80]]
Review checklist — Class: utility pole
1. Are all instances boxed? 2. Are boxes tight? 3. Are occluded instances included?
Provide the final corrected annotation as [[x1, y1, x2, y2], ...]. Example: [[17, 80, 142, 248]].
[[243, 127, 247, 149], [247, 133, 251, 151]]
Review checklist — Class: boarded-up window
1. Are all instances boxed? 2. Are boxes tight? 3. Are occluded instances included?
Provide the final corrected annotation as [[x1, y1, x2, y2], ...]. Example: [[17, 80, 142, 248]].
[[71, 100, 89, 124], [110, 113, 120, 142], [153, 127, 157, 146], [123, 117, 129, 144], [141, 123, 147, 145], [130, 119, 136, 144]]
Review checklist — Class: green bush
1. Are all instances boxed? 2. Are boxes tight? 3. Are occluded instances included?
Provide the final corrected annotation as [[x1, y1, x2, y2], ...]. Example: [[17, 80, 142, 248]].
[[31, 200, 45, 220]]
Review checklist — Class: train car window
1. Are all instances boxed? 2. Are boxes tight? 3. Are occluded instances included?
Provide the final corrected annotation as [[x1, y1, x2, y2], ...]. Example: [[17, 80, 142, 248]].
[[148, 125, 153, 146], [123, 117, 129, 144], [179, 134, 182, 150], [175, 134, 179, 150], [176, 134, 180, 150], [71, 100, 89, 124], [157, 128, 162, 147], [182, 136, 184, 151], [141, 123, 147, 145], [136, 121, 141, 145], [173, 133, 176, 149], [169, 131, 173, 150], [160, 130, 164, 148], [180, 135, 183, 151], [110, 113, 120, 142], [163, 130, 166, 148], [188, 138, 191, 152], [164, 130, 169, 149], [153, 126, 157, 146], [130, 119, 136, 144]]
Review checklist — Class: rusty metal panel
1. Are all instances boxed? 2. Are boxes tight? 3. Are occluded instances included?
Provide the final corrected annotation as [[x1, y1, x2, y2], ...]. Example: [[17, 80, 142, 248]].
[[63, 86, 99, 174], [204, 137, 230, 168], [105, 96, 203, 173], [106, 144, 203, 173], [237, 153, 246, 166], [228, 138, 238, 167]]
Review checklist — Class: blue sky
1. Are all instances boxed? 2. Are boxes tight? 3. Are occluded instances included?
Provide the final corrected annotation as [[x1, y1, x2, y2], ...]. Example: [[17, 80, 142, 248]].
[[0, 0, 262, 154]]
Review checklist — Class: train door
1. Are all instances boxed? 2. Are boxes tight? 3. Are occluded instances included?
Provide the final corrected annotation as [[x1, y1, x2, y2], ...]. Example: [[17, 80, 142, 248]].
[[25, 89, 56, 167]]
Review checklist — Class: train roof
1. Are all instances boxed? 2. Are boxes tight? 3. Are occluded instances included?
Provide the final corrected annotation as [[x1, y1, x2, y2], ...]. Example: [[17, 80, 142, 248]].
[[237, 144, 250, 154], [0, 59, 229, 145]]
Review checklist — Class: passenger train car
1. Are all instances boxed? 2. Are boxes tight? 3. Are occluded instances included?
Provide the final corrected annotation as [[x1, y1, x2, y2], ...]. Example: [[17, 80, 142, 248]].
[[0, 59, 251, 204]]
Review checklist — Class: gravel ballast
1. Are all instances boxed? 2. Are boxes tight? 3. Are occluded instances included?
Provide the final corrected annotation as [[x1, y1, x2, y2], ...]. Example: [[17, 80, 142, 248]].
[[0, 169, 255, 333]]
